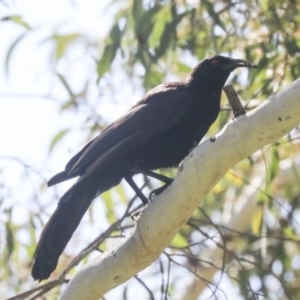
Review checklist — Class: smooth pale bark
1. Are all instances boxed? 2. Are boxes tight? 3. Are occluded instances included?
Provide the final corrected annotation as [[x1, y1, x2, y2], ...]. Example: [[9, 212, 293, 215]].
[[59, 79, 300, 300]]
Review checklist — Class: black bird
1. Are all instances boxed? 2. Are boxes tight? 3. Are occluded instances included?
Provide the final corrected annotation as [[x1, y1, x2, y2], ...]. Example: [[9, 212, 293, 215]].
[[32, 55, 257, 281]]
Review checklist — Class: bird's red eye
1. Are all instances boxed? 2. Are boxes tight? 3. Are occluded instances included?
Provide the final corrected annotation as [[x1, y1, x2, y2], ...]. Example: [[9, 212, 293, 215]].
[[211, 59, 220, 66]]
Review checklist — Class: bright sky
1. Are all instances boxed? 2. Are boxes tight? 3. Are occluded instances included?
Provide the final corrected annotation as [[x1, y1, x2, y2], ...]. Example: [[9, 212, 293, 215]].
[[0, 0, 109, 160]]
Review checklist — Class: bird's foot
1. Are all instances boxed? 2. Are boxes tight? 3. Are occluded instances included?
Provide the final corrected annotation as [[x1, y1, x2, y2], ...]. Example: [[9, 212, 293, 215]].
[[131, 207, 145, 221], [149, 181, 173, 200]]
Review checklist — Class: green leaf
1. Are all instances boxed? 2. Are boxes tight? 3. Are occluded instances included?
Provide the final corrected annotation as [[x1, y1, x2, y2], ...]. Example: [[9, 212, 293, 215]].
[[2, 15, 32, 30], [268, 147, 280, 182], [132, 0, 144, 21], [5, 33, 27, 77], [171, 233, 188, 248], [49, 129, 69, 154], [251, 208, 263, 235], [144, 64, 164, 90], [172, 61, 192, 75], [52, 33, 83, 60], [97, 23, 121, 82], [5, 222, 14, 261], [291, 160, 300, 185], [101, 190, 117, 223], [134, 4, 162, 42], [4, 208, 14, 262], [115, 184, 127, 203], [57, 73, 75, 98], [154, 12, 188, 59], [148, 6, 172, 49]]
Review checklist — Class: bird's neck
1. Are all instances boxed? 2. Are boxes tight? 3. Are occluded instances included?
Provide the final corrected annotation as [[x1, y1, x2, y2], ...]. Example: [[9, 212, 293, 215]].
[[186, 74, 228, 104], [186, 80, 225, 102]]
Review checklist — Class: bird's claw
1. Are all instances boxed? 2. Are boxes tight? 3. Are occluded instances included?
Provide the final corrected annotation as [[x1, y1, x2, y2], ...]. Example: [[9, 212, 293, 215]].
[[131, 207, 145, 221], [149, 184, 170, 200]]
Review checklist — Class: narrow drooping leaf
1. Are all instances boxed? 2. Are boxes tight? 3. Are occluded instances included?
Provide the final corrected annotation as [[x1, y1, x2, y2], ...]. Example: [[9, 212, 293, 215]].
[[49, 129, 70, 154]]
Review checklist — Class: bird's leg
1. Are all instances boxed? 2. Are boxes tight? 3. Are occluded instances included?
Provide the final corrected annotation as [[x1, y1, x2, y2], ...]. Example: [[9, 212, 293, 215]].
[[131, 167, 173, 200], [125, 176, 148, 205], [132, 168, 173, 184]]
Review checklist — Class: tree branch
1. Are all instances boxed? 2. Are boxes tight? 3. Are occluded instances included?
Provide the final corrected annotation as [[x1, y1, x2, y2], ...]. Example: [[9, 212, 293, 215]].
[[223, 84, 246, 117], [59, 78, 300, 300]]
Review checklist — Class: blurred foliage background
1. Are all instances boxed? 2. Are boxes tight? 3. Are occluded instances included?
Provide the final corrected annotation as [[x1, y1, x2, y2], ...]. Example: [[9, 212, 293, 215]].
[[1, 0, 300, 299]]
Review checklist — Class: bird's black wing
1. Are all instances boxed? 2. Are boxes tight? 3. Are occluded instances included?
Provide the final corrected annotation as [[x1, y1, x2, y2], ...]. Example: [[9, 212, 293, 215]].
[[69, 87, 192, 176], [47, 137, 97, 186]]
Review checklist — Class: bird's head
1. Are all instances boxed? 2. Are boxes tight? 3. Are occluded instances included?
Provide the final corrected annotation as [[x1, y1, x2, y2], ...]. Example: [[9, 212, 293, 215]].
[[207, 55, 257, 71], [187, 55, 257, 89]]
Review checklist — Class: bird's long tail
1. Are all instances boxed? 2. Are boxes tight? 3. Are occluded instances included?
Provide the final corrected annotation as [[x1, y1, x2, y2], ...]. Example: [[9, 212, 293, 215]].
[[31, 176, 110, 281]]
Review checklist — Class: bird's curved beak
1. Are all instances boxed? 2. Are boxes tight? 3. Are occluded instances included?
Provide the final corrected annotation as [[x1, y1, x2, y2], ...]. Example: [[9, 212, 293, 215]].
[[221, 59, 258, 71]]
